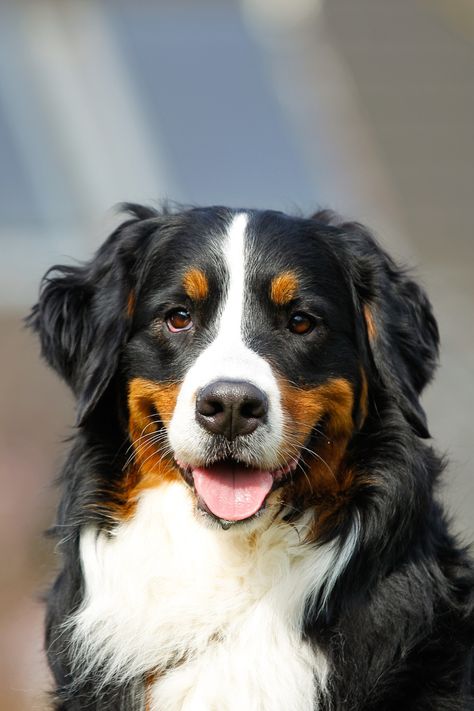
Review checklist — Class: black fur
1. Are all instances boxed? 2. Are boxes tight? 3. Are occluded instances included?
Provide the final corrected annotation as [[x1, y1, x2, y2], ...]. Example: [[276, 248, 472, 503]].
[[29, 205, 473, 709]]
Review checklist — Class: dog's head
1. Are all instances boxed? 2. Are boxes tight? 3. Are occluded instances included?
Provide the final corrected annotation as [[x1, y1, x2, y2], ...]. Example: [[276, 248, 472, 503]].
[[29, 205, 439, 532]]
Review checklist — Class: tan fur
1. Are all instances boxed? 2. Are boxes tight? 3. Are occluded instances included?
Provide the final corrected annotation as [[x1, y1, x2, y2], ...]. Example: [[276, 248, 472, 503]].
[[183, 268, 209, 301], [278, 377, 360, 538], [127, 290, 136, 318], [363, 304, 376, 341], [119, 378, 182, 515], [270, 271, 299, 305]]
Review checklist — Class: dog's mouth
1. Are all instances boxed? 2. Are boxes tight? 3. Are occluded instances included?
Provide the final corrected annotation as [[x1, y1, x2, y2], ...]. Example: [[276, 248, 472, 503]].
[[176, 457, 298, 526]]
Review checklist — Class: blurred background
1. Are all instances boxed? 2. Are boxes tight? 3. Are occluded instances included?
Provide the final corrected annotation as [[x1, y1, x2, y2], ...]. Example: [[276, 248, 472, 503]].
[[0, 0, 473, 708]]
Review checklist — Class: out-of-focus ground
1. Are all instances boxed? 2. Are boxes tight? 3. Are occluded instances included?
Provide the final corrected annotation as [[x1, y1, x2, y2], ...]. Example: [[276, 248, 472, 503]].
[[0, 0, 472, 708]]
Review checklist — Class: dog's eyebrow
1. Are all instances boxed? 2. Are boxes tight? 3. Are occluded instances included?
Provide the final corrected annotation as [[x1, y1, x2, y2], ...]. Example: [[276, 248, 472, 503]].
[[183, 268, 209, 301], [270, 271, 299, 305]]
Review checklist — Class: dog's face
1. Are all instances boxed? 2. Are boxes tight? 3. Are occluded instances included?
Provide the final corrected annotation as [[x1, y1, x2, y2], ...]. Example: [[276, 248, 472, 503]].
[[30, 205, 439, 533], [124, 210, 364, 528]]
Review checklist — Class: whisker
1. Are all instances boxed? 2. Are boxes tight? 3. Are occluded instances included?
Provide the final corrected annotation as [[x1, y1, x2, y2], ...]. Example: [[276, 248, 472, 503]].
[[123, 427, 171, 470]]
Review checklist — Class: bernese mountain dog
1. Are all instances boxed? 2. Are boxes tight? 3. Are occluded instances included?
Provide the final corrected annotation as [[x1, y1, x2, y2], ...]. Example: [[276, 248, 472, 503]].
[[29, 205, 473, 710]]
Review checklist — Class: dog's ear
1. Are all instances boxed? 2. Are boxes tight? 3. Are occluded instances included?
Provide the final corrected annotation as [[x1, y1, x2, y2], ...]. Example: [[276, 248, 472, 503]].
[[346, 223, 439, 438], [27, 204, 157, 425], [314, 213, 439, 438]]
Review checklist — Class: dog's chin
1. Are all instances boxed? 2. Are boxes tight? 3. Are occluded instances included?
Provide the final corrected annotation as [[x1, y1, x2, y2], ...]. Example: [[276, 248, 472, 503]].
[[175, 456, 298, 531]]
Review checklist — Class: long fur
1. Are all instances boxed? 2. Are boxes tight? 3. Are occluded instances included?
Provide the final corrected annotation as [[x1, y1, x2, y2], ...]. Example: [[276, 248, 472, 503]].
[[29, 205, 473, 710]]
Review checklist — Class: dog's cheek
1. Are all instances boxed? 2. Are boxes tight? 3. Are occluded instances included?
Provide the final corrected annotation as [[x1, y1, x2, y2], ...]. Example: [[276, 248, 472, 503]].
[[279, 377, 355, 451], [278, 378, 359, 525], [125, 377, 183, 496]]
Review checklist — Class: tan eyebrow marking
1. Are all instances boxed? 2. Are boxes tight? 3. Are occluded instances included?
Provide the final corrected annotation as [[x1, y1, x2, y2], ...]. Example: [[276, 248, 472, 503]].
[[270, 271, 299, 305], [183, 268, 209, 301]]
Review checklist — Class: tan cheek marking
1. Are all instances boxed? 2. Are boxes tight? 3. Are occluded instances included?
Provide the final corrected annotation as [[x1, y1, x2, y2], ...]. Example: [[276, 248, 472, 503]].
[[183, 268, 209, 301], [128, 377, 179, 430], [363, 304, 376, 341], [280, 376, 355, 490], [278, 377, 358, 538], [270, 271, 299, 305], [280, 377, 355, 445], [114, 378, 182, 516]]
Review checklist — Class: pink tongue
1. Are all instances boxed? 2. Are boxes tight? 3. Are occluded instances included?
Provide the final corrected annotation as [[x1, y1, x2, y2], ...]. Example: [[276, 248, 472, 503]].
[[193, 463, 274, 521]]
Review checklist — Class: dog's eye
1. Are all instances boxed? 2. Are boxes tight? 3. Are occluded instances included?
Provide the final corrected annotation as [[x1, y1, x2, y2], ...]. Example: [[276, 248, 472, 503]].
[[166, 309, 193, 332], [288, 312, 315, 335]]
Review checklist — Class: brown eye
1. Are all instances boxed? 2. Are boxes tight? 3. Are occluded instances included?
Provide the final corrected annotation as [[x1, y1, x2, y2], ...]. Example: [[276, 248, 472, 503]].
[[288, 312, 315, 335], [166, 309, 193, 332]]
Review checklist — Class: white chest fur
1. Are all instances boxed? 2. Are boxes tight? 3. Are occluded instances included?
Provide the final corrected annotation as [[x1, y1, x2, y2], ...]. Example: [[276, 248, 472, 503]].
[[72, 482, 338, 710]]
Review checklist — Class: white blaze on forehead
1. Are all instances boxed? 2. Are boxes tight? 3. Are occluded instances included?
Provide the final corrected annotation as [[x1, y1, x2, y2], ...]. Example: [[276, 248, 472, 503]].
[[167, 212, 284, 469], [219, 211, 247, 341]]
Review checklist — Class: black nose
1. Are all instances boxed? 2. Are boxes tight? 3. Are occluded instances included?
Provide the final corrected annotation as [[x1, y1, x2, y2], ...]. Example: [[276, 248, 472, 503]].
[[196, 380, 268, 440]]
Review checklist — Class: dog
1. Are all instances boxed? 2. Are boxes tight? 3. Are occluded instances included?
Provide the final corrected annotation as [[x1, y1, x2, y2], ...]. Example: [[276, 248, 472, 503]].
[[29, 204, 473, 710]]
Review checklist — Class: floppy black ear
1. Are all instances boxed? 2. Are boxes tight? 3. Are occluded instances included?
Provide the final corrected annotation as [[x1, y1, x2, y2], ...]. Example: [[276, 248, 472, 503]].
[[315, 213, 439, 438], [348, 223, 439, 437], [27, 205, 157, 425]]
